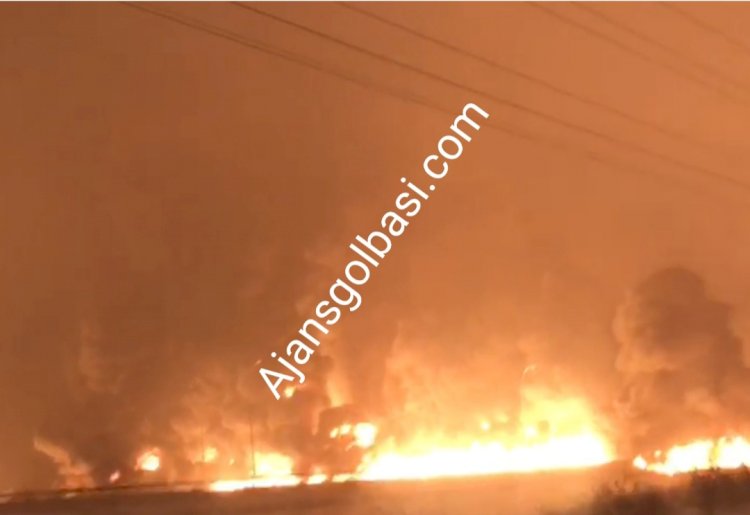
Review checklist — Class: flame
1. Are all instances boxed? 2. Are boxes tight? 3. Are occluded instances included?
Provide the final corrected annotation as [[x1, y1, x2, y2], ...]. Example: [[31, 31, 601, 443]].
[[357, 431, 612, 481], [329, 424, 350, 438], [135, 449, 161, 472], [207, 392, 614, 491], [210, 476, 301, 491], [205, 425, 609, 491], [353, 392, 613, 481], [143, 428, 750, 493], [202, 446, 219, 464], [353, 423, 378, 449], [209, 452, 299, 492], [329, 422, 378, 449], [306, 472, 328, 485], [252, 451, 295, 477], [633, 436, 750, 476]]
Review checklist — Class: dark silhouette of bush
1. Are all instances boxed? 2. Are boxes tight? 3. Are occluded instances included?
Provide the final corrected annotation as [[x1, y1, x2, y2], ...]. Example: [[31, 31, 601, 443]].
[[555, 468, 750, 515], [586, 482, 672, 515]]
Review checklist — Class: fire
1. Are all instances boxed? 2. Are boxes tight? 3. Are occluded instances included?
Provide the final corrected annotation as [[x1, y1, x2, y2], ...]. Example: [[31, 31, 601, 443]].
[[357, 431, 612, 481], [209, 424, 383, 493], [206, 391, 616, 491], [328, 424, 349, 438], [353, 394, 613, 481], [209, 452, 299, 492], [353, 423, 378, 448], [207, 428, 615, 492], [329, 422, 378, 449], [347, 391, 614, 482], [201, 446, 219, 464], [249, 451, 295, 477], [633, 436, 750, 476], [306, 472, 328, 485], [210, 476, 301, 492], [135, 449, 161, 472]]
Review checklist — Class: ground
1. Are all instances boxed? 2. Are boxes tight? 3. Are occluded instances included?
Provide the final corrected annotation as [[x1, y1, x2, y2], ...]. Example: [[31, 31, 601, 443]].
[[2, 465, 750, 515]]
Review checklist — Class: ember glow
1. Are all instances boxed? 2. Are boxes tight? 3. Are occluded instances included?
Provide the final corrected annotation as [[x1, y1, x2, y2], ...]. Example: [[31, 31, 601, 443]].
[[633, 436, 750, 476]]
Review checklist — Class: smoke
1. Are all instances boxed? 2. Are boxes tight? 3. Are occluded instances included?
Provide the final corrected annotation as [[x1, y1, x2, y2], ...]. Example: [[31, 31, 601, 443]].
[[32, 437, 94, 490], [614, 267, 750, 453], [6, 2, 750, 493]]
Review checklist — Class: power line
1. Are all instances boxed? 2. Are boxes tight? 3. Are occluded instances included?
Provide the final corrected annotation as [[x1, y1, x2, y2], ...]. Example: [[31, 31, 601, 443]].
[[232, 3, 750, 196], [339, 2, 712, 152], [530, 2, 745, 105], [662, 3, 750, 62], [121, 3, 750, 203], [117, 3, 622, 176], [576, 3, 750, 96], [119, 4, 540, 145], [119, 4, 456, 124]]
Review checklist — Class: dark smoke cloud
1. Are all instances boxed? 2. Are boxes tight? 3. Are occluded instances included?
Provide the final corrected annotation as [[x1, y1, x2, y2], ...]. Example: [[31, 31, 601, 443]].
[[614, 267, 750, 453]]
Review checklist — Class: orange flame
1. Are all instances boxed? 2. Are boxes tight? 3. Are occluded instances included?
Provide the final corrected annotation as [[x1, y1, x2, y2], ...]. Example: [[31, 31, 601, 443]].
[[135, 448, 161, 472], [208, 428, 613, 493], [209, 452, 299, 492], [353, 423, 378, 449], [357, 432, 612, 481], [633, 436, 750, 476], [329, 422, 378, 449], [206, 392, 617, 492]]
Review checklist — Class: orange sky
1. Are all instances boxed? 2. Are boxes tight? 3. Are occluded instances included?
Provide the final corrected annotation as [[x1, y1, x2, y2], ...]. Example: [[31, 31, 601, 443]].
[[2, 3, 750, 490]]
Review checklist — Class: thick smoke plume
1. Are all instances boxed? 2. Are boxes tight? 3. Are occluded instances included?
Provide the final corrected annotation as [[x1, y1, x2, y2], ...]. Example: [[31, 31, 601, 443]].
[[32, 437, 94, 490], [614, 267, 750, 454]]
